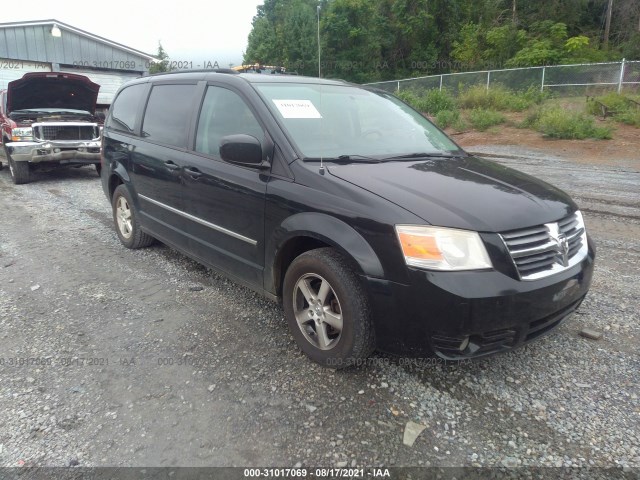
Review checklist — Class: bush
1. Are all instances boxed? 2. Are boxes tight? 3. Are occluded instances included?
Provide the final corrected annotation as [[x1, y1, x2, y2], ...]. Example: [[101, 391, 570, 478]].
[[458, 85, 538, 112], [534, 106, 613, 139], [586, 93, 640, 127], [467, 109, 506, 131], [615, 109, 640, 127], [596, 92, 631, 113], [419, 89, 456, 114], [396, 89, 455, 115], [521, 86, 552, 105], [396, 89, 419, 108], [435, 110, 467, 130]]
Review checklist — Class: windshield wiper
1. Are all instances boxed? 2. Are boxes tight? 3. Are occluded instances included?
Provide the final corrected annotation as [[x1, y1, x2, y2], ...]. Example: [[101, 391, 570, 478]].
[[306, 154, 383, 164], [383, 152, 461, 161]]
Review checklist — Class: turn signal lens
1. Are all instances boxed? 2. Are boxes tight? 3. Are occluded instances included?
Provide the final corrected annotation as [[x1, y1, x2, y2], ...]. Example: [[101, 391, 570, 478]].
[[397, 232, 442, 262]]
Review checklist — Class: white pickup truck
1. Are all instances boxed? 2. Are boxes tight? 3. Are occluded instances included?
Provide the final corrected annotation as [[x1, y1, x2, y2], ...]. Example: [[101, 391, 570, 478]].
[[0, 72, 102, 184]]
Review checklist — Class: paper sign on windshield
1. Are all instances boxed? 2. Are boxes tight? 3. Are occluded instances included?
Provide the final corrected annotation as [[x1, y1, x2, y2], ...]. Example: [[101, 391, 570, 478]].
[[272, 99, 322, 119]]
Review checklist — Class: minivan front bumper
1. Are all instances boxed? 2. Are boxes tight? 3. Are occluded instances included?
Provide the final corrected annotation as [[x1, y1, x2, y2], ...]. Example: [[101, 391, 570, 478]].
[[366, 243, 595, 359]]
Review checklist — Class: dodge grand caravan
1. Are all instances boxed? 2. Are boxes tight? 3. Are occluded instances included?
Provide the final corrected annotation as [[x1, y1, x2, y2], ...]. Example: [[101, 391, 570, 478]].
[[101, 71, 595, 368]]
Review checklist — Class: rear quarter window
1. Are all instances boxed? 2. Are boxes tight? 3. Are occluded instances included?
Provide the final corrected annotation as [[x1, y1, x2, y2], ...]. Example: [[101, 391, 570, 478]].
[[107, 83, 146, 133], [142, 84, 198, 148]]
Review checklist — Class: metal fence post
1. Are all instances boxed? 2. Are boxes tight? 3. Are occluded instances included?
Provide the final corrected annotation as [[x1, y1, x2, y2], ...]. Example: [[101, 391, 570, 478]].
[[487, 71, 491, 91], [541, 66, 546, 92], [397, 81, 400, 93], [618, 58, 625, 94], [439, 75, 443, 91]]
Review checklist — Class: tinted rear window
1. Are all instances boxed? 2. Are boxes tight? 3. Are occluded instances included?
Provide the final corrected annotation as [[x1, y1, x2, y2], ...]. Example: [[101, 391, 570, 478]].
[[142, 84, 198, 148]]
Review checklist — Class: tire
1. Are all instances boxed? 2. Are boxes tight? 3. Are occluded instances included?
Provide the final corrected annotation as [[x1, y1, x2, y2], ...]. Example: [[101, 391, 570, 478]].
[[95, 163, 102, 176], [283, 247, 375, 368], [7, 153, 30, 184], [112, 184, 154, 249]]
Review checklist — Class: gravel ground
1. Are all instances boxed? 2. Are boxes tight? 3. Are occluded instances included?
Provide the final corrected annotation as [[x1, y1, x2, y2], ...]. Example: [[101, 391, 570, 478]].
[[0, 150, 638, 472]]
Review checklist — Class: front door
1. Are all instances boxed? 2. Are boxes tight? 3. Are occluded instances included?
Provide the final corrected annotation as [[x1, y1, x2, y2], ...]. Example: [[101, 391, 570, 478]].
[[181, 85, 269, 287]]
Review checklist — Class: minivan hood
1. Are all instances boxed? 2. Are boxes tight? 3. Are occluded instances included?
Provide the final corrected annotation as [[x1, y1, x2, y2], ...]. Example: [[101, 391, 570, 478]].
[[327, 156, 575, 232], [7, 72, 100, 113]]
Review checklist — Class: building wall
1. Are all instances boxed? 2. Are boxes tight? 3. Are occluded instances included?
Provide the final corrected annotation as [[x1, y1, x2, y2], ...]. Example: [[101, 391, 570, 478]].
[[0, 22, 152, 103]]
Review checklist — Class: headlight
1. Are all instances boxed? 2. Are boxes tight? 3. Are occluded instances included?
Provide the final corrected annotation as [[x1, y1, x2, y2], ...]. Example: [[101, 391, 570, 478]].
[[395, 225, 492, 271], [11, 127, 33, 141]]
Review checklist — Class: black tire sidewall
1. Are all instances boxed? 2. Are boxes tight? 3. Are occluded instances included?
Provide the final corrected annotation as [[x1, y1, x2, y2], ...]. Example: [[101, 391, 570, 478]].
[[283, 249, 372, 368], [7, 154, 30, 184]]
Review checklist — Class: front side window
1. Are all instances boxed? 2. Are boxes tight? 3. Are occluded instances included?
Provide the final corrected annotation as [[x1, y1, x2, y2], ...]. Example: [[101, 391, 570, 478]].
[[142, 84, 197, 148], [195, 86, 264, 157], [107, 83, 147, 133]]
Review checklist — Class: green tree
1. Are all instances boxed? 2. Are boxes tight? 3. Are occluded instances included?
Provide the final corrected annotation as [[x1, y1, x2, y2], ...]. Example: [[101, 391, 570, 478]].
[[281, 2, 318, 76], [321, 0, 385, 82], [148, 42, 170, 74], [244, 16, 280, 66]]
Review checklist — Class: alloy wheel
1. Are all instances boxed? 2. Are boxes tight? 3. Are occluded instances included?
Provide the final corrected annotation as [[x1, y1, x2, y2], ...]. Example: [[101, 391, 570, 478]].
[[292, 273, 343, 350], [116, 196, 133, 239]]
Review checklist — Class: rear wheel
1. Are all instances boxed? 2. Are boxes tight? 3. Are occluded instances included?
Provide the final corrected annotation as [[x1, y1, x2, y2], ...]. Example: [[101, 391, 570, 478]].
[[283, 248, 375, 368], [112, 184, 154, 249], [7, 153, 30, 184]]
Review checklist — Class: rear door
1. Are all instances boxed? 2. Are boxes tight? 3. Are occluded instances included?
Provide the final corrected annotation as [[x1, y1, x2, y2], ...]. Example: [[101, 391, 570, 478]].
[[180, 84, 270, 287], [130, 82, 200, 246]]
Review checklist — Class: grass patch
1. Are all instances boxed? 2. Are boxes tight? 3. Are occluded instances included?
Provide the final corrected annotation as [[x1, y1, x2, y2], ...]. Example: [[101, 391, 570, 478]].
[[586, 93, 640, 127], [398, 86, 623, 138], [467, 109, 506, 131], [533, 106, 613, 139], [586, 92, 630, 116], [397, 88, 456, 114], [435, 109, 467, 130], [458, 85, 546, 112], [615, 109, 640, 127]]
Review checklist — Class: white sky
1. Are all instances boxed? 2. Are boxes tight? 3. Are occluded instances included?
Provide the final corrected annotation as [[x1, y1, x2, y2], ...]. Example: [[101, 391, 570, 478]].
[[2, 0, 264, 66]]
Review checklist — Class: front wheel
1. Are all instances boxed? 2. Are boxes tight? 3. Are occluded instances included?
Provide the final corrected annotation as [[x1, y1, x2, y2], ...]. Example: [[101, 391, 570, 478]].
[[283, 248, 375, 368], [112, 185, 154, 249], [7, 154, 30, 184]]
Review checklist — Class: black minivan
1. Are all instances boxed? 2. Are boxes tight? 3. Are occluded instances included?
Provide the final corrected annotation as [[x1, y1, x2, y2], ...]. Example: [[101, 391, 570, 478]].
[[101, 71, 595, 368]]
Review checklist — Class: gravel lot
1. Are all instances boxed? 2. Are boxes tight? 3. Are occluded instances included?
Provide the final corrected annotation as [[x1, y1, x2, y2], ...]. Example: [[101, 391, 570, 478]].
[[0, 149, 638, 472]]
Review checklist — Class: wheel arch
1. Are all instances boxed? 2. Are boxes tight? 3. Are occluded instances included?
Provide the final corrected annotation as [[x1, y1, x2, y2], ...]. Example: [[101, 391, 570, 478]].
[[267, 212, 384, 298], [107, 166, 130, 201]]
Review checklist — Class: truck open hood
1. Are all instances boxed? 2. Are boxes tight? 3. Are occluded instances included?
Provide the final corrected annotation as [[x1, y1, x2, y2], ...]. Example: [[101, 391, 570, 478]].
[[7, 72, 100, 114]]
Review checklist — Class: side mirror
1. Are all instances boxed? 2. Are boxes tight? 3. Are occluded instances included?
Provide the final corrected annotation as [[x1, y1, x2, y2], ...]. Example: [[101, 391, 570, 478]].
[[219, 134, 269, 169]]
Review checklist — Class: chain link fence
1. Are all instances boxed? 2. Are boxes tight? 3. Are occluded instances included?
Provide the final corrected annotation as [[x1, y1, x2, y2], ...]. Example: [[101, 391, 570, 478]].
[[365, 60, 640, 97]]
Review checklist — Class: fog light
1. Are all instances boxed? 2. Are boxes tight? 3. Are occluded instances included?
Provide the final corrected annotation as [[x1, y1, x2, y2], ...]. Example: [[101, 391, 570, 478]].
[[54, 148, 61, 153], [459, 336, 470, 351]]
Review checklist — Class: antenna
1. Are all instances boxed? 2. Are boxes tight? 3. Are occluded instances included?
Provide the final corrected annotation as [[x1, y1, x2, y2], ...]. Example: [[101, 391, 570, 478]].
[[319, 82, 324, 175]]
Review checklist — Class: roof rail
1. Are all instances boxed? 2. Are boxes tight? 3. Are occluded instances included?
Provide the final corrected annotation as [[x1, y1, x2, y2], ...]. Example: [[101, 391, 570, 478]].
[[147, 68, 239, 77]]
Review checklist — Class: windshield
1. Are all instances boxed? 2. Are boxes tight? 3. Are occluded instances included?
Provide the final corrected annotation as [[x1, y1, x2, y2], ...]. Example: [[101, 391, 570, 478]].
[[254, 83, 460, 160]]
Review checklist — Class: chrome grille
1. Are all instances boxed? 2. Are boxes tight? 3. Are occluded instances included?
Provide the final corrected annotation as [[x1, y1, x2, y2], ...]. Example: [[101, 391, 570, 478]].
[[36, 125, 98, 141], [500, 211, 589, 280]]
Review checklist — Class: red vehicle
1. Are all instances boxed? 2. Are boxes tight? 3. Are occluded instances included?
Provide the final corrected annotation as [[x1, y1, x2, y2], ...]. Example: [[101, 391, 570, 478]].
[[0, 72, 102, 184]]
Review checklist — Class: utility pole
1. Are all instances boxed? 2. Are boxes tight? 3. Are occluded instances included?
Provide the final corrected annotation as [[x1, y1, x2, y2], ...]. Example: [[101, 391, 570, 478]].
[[317, 4, 321, 78], [512, 0, 517, 24], [604, 0, 613, 48]]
